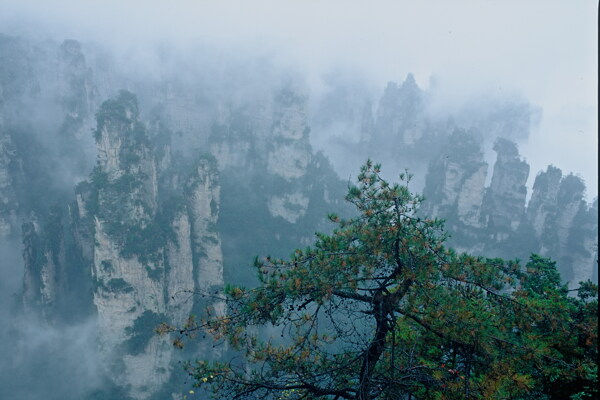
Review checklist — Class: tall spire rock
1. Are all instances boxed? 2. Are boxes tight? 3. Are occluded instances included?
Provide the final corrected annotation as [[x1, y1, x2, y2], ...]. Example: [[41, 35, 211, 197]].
[[374, 74, 425, 147], [267, 86, 312, 181], [58, 40, 94, 121], [423, 129, 487, 229], [527, 165, 562, 239], [21, 210, 70, 319], [186, 157, 224, 294], [421, 136, 597, 284], [555, 174, 587, 252], [87, 92, 170, 397], [264, 86, 313, 222], [402, 72, 418, 91], [93, 91, 158, 224], [563, 197, 598, 286], [483, 138, 529, 235], [56, 39, 98, 172], [73, 91, 226, 398]]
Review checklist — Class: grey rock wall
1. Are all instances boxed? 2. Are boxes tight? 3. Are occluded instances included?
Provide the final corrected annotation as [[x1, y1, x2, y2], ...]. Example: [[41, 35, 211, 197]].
[[423, 135, 597, 286]]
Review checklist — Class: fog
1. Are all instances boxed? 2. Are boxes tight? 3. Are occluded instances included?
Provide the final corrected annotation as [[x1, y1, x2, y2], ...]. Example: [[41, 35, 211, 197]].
[[0, 316, 103, 400], [1, 0, 597, 195], [0, 2, 597, 399]]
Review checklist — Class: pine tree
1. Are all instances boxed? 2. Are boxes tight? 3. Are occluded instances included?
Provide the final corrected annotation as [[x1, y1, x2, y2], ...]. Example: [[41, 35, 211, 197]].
[[161, 161, 597, 400]]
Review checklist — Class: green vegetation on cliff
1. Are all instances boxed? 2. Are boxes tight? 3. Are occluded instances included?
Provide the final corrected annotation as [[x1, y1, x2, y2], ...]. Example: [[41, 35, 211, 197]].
[[125, 311, 165, 355]]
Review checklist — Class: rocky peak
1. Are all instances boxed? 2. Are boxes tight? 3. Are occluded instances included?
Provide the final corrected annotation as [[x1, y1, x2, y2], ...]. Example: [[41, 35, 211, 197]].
[[58, 39, 95, 128], [93, 91, 158, 222], [374, 74, 425, 147], [555, 174, 586, 252], [21, 208, 71, 320], [493, 137, 520, 160], [186, 156, 224, 296], [21, 218, 42, 311], [401, 72, 418, 92], [94, 91, 140, 177], [483, 138, 529, 232], [420, 134, 596, 284], [272, 86, 309, 140], [527, 165, 562, 237], [562, 196, 598, 285], [208, 106, 256, 170], [423, 130, 487, 228], [267, 86, 312, 181], [557, 174, 586, 205], [84, 94, 226, 398], [59, 39, 85, 66]]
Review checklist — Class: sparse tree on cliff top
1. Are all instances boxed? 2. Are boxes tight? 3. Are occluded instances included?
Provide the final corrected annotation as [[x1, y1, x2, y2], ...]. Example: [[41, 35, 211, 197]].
[[162, 161, 597, 400]]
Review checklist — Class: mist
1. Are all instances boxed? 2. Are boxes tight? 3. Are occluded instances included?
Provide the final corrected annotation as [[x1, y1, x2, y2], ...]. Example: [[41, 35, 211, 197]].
[[3, 1, 598, 190], [0, 2, 597, 399], [1, 0, 596, 195], [0, 316, 103, 400]]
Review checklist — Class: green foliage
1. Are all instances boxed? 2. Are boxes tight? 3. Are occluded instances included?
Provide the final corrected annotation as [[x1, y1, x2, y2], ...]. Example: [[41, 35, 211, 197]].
[[172, 161, 597, 400], [145, 265, 163, 282], [94, 90, 140, 140], [124, 311, 165, 355], [88, 168, 173, 264], [106, 278, 134, 293], [100, 260, 114, 273], [119, 221, 166, 264]]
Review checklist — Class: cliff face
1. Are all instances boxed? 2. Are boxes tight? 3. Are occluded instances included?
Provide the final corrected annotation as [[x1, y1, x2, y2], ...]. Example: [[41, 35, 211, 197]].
[[0, 132, 18, 237], [374, 74, 425, 147], [566, 198, 598, 285], [423, 130, 488, 230], [527, 165, 563, 239], [265, 88, 313, 223], [17, 90, 226, 398], [88, 93, 169, 397], [267, 87, 312, 182], [423, 134, 597, 286], [186, 159, 224, 294], [85, 92, 224, 398], [21, 211, 68, 320], [483, 138, 530, 234]]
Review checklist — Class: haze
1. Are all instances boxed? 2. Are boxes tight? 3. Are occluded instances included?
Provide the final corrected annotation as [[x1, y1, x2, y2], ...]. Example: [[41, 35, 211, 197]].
[[0, 2, 598, 398], [1, 0, 597, 196]]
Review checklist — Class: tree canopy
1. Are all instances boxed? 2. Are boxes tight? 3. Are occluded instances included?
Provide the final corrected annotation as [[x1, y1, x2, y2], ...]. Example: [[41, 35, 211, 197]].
[[162, 161, 597, 400]]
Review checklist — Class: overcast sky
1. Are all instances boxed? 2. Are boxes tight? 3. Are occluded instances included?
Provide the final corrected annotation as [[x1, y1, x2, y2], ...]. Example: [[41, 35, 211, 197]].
[[1, 0, 597, 197]]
